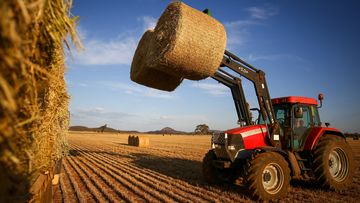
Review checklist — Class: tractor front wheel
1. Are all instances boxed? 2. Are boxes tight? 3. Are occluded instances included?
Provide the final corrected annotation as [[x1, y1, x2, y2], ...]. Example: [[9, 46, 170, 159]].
[[244, 152, 290, 201], [202, 150, 230, 184], [312, 137, 354, 191]]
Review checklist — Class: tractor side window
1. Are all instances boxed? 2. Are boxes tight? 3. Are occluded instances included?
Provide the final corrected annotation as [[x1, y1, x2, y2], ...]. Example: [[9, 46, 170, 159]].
[[301, 106, 311, 127], [311, 106, 321, 126], [275, 108, 286, 126], [292, 105, 311, 149]]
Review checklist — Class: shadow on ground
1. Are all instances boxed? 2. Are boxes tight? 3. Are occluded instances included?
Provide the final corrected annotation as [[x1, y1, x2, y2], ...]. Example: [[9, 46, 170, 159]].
[[131, 153, 202, 184], [67, 148, 132, 159], [130, 152, 253, 199]]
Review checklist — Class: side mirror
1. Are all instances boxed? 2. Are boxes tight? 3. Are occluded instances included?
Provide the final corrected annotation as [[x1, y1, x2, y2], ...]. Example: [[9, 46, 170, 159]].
[[318, 93, 324, 108], [294, 107, 303, 118]]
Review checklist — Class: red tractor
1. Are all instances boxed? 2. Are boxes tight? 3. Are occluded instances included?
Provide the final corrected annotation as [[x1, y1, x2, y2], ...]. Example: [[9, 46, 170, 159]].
[[203, 50, 354, 200]]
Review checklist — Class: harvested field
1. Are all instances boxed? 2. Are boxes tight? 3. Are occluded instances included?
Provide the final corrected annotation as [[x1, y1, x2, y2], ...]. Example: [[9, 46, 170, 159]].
[[54, 132, 360, 202]]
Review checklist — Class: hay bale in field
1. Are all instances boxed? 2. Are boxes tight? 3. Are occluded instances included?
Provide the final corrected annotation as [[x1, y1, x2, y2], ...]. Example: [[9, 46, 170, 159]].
[[130, 30, 183, 91], [0, 0, 80, 201], [148, 2, 226, 80], [128, 135, 135, 146], [134, 136, 150, 147]]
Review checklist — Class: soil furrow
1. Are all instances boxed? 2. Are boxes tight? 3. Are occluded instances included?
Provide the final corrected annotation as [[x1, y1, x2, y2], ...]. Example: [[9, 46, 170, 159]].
[[67, 155, 115, 202], [71, 145, 160, 203], [74, 142, 242, 202], [62, 158, 89, 202], [78, 146, 199, 203], [76, 142, 241, 201], [59, 163, 77, 203], [74, 148, 173, 203], [69, 146, 142, 203], [85, 147, 217, 202]]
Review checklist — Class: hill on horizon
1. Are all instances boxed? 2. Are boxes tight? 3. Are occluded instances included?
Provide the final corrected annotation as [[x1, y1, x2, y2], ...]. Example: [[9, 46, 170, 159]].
[[69, 125, 139, 134], [146, 127, 189, 135], [69, 125, 222, 135]]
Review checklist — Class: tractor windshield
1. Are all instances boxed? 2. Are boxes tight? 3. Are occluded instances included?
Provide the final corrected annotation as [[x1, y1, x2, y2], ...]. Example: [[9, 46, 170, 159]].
[[258, 104, 290, 127]]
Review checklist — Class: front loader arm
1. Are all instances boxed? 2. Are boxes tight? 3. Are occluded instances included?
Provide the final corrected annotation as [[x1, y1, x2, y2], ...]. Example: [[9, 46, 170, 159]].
[[211, 50, 280, 146]]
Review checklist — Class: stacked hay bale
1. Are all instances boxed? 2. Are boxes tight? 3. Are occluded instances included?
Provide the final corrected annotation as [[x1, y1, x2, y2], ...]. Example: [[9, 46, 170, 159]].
[[128, 135, 150, 147], [131, 2, 226, 91], [0, 0, 80, 201]]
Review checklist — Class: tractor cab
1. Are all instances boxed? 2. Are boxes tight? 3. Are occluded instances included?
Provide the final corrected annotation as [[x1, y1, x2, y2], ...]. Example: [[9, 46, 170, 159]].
[[258, 95, 322, 151]]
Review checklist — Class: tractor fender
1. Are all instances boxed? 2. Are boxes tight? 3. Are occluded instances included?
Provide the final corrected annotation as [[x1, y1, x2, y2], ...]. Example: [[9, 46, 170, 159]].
[[235, 146, 288, 160], [304, 127, 345, 151]]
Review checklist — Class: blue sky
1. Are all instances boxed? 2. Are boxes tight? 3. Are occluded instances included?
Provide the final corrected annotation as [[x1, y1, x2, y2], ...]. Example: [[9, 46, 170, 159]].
[[66, 0, 360, 133]]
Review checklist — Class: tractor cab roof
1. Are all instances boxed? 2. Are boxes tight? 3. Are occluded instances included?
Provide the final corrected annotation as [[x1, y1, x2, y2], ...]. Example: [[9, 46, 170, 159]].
[[271, 96, 318, 106]]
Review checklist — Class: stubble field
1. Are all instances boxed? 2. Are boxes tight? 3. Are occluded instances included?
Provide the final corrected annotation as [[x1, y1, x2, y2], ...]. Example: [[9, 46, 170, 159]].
[[53, 132, 360, 202]]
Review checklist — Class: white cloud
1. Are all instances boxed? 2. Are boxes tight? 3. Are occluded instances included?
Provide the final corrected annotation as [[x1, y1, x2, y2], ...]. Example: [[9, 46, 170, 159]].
[[71, 107, 136, 128], [69, 15, 158, 66], [224, 6, 278, 50], [76, 25, 88, 41], [191, 82, 229, 96], [71, 36, 138, 65], [100, 81, 175, 99], [140, 16, 157, 31], [224, 20, 258, 49], [247, 6, 278, 20], [79, 83, 88, 87]]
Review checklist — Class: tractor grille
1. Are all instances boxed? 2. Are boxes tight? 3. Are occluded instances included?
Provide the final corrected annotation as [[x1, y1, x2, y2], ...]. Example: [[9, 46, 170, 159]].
[[212, 133, 225, 145]]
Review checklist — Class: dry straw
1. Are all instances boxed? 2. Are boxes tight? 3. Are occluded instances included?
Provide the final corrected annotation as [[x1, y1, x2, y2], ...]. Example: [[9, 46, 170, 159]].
[[128, 135, 149, 147], [131, 30, 183, 91], [134, 136, 150, 147], [148, 2, 226, 80], [0, 0, 80, 201]]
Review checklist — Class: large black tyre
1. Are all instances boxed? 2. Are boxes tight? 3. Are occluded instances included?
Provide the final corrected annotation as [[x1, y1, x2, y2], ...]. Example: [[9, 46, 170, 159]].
[[244, 152, 290, 201], [312, 137, 354, 191], [202, 150, 229, 184]]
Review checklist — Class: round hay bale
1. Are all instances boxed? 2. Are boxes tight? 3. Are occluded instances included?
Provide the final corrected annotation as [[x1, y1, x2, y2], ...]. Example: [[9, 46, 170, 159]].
[[130, 30, 183, 91], [148, 2, 226, 80], [134, 136, 149, 147], [128, 135, 136, 146]]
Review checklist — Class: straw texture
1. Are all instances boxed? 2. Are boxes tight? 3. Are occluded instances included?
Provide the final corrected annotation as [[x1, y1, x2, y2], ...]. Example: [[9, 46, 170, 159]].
[[0, 0, 80, 201], [128, 135, 149, 147], [134, 136, 150, 147], [149, 2, 226, 80], [131, 30, 183, 91]]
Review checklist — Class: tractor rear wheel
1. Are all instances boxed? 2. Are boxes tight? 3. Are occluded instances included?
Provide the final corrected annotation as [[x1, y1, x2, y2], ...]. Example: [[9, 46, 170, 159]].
[[202, 150, 229, 184], [312, 137, 354, 191], [244, 152, 290, 201]]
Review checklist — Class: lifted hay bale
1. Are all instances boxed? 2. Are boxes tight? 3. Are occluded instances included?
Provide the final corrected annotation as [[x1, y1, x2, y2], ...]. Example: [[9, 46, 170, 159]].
[[148, 2, 226, 80], [134, 136, 150, 147], [130, 30, 183, 91]]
